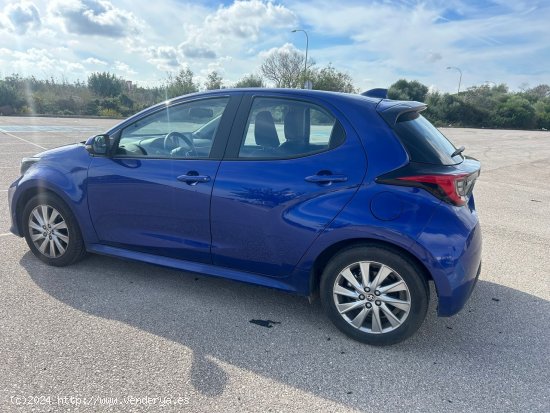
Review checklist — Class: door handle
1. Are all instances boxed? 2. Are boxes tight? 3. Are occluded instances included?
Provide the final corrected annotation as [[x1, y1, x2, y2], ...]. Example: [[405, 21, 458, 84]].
[[305, 173, 348, 184], [177, 172, 211, 185]]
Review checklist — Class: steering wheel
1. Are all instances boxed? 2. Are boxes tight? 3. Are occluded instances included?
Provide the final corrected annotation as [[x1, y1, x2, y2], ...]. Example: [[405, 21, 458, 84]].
[[163, 131, 196, 156]]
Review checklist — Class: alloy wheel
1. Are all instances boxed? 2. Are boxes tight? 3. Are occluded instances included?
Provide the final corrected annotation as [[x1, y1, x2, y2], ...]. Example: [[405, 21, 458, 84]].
[[332, 261, 411, 334], [28, 204, 69, 258]]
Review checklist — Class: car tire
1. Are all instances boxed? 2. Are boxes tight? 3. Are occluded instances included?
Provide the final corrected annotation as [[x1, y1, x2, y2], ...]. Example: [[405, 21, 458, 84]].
[[320, 244, 429, 346], [22, 193, 86, 267]]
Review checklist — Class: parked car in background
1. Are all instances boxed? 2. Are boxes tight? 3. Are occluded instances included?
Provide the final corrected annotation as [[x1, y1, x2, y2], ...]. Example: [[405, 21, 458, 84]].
[[8, 88, 482, 345]]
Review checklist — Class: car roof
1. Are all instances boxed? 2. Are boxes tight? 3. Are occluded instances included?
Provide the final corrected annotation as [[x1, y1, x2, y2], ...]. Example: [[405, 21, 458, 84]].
[[170, 87, 382, 107]]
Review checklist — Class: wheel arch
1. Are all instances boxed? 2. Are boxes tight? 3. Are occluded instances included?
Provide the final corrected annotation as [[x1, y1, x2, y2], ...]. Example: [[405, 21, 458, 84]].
[[309, 238, 433, 298], [15, 185, 80, 238]]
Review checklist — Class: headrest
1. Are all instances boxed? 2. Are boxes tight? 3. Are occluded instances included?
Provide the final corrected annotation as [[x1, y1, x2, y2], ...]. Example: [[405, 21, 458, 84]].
[[284, 109, 307, 142], [254, 111, 280, 148]]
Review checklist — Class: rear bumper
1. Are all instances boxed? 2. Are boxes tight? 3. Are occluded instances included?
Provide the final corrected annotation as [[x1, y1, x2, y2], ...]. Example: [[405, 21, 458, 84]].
[[437, 259, 481, 317], [414, 202, 482, 317]]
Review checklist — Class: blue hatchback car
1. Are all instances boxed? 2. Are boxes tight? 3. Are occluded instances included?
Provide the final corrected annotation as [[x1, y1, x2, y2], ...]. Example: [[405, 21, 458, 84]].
[[8, 88, 482, 345]]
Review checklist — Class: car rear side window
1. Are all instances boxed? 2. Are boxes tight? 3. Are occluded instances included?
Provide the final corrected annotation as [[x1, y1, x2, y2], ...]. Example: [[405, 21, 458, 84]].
[[238, 97, 345, 159], [393, 112, 463, 165]]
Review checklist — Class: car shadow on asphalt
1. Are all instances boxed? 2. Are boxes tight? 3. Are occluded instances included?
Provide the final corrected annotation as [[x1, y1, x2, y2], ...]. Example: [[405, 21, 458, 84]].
[[20, 252, 550, 409]]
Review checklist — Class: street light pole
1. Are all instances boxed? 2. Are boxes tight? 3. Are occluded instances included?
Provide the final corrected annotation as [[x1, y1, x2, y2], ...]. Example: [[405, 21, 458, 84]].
[[446, 66, 462, 94], [292, 29, 309, 88]]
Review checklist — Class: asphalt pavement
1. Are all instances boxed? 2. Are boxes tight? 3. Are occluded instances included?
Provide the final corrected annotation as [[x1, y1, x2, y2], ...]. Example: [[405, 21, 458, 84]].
[[0, 116, 548, 412]]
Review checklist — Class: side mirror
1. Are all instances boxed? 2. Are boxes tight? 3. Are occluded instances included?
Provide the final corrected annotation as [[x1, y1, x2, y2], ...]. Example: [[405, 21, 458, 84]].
[[86, 134, 111, 155]]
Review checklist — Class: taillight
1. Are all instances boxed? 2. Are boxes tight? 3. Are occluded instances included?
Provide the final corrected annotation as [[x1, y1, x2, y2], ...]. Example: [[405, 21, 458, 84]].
[[376, 167, 480, 207], [397, 174, 470, 206]]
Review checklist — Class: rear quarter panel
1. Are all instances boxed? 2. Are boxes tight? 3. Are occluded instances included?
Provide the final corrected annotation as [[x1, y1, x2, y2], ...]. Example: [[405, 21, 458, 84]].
[[291, 186, 442, 294]]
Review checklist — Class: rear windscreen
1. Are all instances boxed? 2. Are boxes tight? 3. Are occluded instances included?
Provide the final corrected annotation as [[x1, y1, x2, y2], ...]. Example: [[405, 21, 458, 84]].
[[393, 112, 463, 165]]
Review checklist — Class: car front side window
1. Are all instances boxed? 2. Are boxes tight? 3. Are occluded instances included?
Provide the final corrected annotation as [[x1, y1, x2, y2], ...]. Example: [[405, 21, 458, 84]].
[[117, 97, 229, 159]]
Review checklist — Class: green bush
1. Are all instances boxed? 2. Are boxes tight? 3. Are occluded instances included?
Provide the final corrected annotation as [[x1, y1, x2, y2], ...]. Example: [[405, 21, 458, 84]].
[[99, 108, 122, 118], [493, 95, 537, 129]]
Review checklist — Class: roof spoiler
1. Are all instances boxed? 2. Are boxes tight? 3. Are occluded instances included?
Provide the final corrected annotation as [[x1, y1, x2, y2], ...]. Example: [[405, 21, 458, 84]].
[[378, 101, 427, 126], [361, 88, 388, 99]]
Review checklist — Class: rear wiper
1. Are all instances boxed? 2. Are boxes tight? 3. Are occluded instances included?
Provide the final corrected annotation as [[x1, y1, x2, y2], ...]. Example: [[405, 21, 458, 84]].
[[451, 145, 465, 157]]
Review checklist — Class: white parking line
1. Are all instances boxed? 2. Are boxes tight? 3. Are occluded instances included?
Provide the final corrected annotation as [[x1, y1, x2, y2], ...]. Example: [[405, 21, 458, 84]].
[[0, 142, 37, 145], [0, 232, 13, 237], [0, 142, 60, 145], [0, 128, 47, 150]]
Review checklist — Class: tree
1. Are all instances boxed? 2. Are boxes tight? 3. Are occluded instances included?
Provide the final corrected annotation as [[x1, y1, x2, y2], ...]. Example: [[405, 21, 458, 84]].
[[534, 98, 550, 129], [426, 92, 486, 127], [388, 79, 429, 102], [524, 84, 550, 101], [260, 49, 309, 88], [310, 64, 356, 93], [87, 72, 123, 98], [204, 71, 223, 90], [234, 74, 264, 88], [493, 95, 537, 129], [0, 80, 20, 108], [166, 68, 198, 98]]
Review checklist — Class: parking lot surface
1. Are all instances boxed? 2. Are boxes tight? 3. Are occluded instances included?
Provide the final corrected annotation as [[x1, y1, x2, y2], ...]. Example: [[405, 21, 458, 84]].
[[1, 116, 549, 412]]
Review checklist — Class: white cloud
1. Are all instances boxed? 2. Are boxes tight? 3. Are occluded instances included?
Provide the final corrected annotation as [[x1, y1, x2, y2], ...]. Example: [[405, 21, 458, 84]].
[[145, 46, 179, 71], [49, 0, 143, 37], [179, 43, 217, 60], [134, 0, 297, 80], [205, 0, 296, 40], [172, 0, 296, 63], [84, 57, 107, 65], [114, 60, 136, 75], [259, 42, 300, 59], [0, 47, 86, 77], [66, 61, 85, 71], [0, 1, 42, 34]]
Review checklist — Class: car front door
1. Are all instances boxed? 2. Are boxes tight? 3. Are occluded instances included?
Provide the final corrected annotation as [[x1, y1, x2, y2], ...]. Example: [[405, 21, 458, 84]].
[[87, 95, 240, 263], [210, 95, 367, 277]]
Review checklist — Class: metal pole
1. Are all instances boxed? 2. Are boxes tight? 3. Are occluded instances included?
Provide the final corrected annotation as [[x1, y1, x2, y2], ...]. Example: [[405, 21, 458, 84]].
[[292, 29, 309, 88], [446, 66, 462, 94]]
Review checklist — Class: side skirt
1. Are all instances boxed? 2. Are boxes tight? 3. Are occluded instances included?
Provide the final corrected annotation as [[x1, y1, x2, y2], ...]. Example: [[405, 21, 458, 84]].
[[87, 243, 301, 294]]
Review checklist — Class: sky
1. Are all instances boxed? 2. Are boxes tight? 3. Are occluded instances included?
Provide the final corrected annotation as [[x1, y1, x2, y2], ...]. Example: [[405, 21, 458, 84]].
[[0, 0, 549, 92]]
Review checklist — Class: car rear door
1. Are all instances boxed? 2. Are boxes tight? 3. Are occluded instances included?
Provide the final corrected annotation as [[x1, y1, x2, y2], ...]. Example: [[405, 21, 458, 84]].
[[210, 94, 367, 277], [87, 94, 241, 263]]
